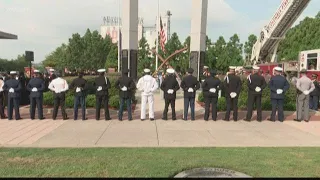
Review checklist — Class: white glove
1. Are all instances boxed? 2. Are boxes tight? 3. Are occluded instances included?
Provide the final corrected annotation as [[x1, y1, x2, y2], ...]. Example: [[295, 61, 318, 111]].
[[0, 87, 3, 92], [121, 86, 128, 92], [32, 87, 38, 92], [209, 88, 216, 93], [276, 89, 283, 95], [76, 87, 81, 93], [230, 92, 237, 98], [303, 90, 310, 95], [255, 87, 261, 93], [167, 89, 174, 94], [188, 88, 194, 93], [97, 86, 102, 92], [9, 88, 14, 93]]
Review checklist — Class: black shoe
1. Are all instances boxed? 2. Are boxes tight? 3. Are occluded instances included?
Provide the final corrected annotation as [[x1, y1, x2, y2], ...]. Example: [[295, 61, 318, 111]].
[[8, 119, 13, 120], [243, 119, 251, 122], [257, 120, 262, 122], [141, 119, 145, 121], [234, 119, 238, 122], [172, 118, 177, 121], [31, 118, 35, 120], [304, 120, 309, 123], [82, 118, 88, 121], [119, 118, 123, 121], [267, 118, 275, 122], [105, 118, 111, 121], [150, 118, 155, 121], [129, 118, 133, 121], [294, 119, 301, 122], [39, 117, 46, 120], [223, 119, 230, 121], [162, 118, 167, 120], [63, 117, 69, 120], [183, 118, 187, 121], [96, 119, 100, 121], [204, 119, 209, 121], [16, 118, 22, 120]]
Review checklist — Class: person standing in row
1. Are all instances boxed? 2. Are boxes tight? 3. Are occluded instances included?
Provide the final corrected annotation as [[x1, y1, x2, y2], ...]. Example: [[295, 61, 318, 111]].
[[202, 70, 221, 121], [244, 66, 267, 122], [180, 68, 200, 121], [48, 72, 69, 120], [268, 67, 290, 122], [295, 69, 315, 122], [161, 68, 180, 120], [137, 69, 158, 121], [0, 76, 6, 119], [94, 69, 111, 121], [224, 66, 242, 121], [70, 72, 88, 121], [115, 69, 136, 121], [309, 74, 320, 111], [3, 71, 22, 120], [27, 70, 45, 120]]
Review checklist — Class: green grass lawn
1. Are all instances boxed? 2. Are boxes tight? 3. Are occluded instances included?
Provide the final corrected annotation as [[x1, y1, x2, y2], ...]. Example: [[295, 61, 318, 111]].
[[0, 147, 319, 177]]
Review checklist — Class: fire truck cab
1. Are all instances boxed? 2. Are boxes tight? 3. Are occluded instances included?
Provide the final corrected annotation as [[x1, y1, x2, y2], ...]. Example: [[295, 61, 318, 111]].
[[299, 49, 320, 78]]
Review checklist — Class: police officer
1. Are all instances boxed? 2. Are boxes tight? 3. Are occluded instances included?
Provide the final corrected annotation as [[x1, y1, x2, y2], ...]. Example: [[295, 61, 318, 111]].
[[309, 74, 320, 111], [244, 66, 267, 122], [27, 70, 45, 120], [224, 66, 242, 121], [48, 72, 69, 120], [115, 69, 136, 121], [0, 76, 6, 119], [94, 69, 111, 121], [180, 68, 200, 121], [268, 67, 290, 122], [3, 71, 22, 120], [295, 69, 315, 122], [137, 69, 159, 121], [202, 69, 221, 121], [160, 68, 180, 120], [70, 72, 88, 120]]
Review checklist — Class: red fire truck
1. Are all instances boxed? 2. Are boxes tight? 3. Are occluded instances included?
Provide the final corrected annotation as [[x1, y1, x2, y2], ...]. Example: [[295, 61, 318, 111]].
[[299, 49, 320, 78]]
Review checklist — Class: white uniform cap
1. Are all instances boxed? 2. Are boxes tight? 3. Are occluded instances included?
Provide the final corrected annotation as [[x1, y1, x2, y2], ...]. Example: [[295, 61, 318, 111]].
[[229, 66, 236, 70], [49, 69, 55, 72], [203, 66, 209, 69], [97, 69, 106, 73], [274, 67, 283, 72], [34, 70, 40, 73], [144, 69, 151, 73], [253, 66, 260, 70], [166, 68, 175, 74], [10, 71, 17, 75]]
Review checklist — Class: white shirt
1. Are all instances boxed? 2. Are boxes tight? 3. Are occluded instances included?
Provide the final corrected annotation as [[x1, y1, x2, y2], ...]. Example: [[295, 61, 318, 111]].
[[48, 77, 69, 93], [137, 75, 158, 96], [0, 79, 4, 92]]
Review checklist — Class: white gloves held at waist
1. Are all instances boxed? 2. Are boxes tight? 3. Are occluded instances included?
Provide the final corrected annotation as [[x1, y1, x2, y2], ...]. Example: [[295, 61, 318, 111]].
[[303, 90, 310, 95], [276, 89, 283, 95], [9, 88, 14, 93], [230, 92, 237, 98], [32, 87, 38, 92], [188, 88, 194, 93], [76, 87, 82, 93], [209, 88, 216, 93], [255, 87, 261, 93], [97, 86, 102, 92], [121, 86, 128, 92], [167, 89, 174, 94]]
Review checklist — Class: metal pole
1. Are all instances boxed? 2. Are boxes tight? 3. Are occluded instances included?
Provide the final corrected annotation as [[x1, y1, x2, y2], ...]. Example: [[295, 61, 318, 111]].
[[117, 0, 121, 72], [29, 61, 32, 78], [155, 0, 159, 70]]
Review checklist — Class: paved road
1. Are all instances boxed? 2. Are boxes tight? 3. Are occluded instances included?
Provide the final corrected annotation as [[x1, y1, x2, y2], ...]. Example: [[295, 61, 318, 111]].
[[1, 92, 320, 148]]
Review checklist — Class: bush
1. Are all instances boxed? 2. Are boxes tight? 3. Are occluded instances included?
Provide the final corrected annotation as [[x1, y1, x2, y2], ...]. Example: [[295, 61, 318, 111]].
[[43, 73, 136, 108], [198, 80, 297, 111]]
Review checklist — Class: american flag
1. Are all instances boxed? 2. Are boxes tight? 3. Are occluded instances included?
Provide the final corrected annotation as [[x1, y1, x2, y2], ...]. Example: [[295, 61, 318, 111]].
[[159, 17, 166, 52]]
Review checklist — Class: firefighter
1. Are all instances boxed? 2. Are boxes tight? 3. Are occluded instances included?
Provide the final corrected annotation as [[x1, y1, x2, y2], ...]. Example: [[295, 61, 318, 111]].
[[309, 74, 320, 111]]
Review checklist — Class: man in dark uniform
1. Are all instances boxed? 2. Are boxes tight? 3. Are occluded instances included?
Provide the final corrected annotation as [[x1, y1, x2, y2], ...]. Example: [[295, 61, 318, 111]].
[[310, 74, 320, 111], [94, 69, 111, 121], [43, 72, 50, 92], [180, 68, 200, 121], [70, 72, 88, 120], [224, 66, 242, 121], [161, 68, 180, 120], [48, 72, 69, 120], [27, 70, 45, 120], [268, 67, 290, 122], [202, 69, 221, 121], [0, 76, 6, 119], [244, 66, 267, 122], [3, 71, 22, 120], [115, 69, 136, 121]]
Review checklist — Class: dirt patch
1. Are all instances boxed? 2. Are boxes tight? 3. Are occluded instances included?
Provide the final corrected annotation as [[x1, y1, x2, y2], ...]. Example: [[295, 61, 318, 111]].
[[7, 157, 36, 163]]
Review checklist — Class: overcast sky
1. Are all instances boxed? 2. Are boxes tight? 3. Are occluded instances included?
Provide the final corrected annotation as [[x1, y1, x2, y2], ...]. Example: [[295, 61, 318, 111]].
[[0, 0, 319, 63]]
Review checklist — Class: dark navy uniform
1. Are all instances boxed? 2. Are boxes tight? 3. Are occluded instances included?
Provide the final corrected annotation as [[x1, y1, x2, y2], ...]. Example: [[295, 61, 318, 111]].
[[268, 73, 290, 122], [94, 71, 111, 120], [3, 75, 22, 120], [310, 74, 320, 110], [70, 74, 88, 120], [0, 78, 6, 119], [27, 75, 45, 120], [224, 73, 242, 121], [245, 71, 267, 121], [180, 68, 200, 120], [160, 70, 180, 120], [115, 69, 136, 120], [202, 70, 221, 121]]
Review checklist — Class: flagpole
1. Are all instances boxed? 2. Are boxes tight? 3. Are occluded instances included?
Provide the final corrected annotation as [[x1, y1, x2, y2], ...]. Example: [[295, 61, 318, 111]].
[[117, 0, 121, 72], [155, 0, 160, 71]]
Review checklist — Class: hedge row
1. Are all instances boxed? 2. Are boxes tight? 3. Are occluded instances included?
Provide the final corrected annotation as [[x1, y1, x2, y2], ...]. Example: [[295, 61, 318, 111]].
[[198, 80, 296, 111], [43, 73, 136, 109]]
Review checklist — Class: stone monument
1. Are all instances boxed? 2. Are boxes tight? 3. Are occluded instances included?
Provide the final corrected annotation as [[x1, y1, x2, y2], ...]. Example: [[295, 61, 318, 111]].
[[174, 168, 252, 178]]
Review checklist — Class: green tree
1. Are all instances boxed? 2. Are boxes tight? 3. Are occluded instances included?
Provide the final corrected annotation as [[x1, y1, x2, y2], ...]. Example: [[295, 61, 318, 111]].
[[226, 34, 244, 66], [105, 44, 118, 69], [138, 37, 152, 72], [244, 34, 257, 61]]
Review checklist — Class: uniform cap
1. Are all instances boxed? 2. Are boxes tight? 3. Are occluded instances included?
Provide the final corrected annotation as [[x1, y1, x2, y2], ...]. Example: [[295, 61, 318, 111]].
[[49, 69, 55, 72], [144, 69, 151, 73], [34, 70, 40, 73], [203, 66, 209, 69], [229, 66, 236, 70], [274, 67, 283, 72], [10, 71, 17, 75], [187, 68, 194, 74], [97, 69, 106, 73], [253, 66, 260, 70], [166, 68, 175, 74]]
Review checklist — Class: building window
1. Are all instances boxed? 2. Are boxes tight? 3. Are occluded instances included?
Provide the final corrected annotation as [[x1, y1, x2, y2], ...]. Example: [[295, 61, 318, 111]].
[[307, 53, 317, 70]]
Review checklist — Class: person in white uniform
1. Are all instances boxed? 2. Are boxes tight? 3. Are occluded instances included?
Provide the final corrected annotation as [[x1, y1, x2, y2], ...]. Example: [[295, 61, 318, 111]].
[[137, 69, 159, 121]]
